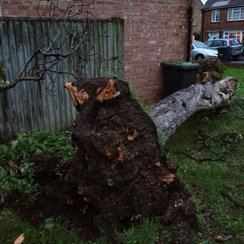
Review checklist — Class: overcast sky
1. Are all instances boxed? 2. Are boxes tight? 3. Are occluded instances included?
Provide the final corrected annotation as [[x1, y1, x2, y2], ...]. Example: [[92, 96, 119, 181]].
[[201, 0, 207, 4]]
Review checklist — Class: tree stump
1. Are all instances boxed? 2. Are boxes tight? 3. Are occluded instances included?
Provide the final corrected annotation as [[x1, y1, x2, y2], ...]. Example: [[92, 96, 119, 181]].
[[64, 78, 196, 240]]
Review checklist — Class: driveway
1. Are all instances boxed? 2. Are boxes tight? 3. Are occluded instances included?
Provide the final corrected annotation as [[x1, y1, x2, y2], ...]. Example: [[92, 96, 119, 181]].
[[231, 55, 244, 64]]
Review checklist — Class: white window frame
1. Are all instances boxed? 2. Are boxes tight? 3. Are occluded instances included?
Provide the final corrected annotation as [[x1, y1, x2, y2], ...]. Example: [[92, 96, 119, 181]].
[[227, 7, 244, 21], [211, 9, 220, 22], [224, 30, 244, 42]]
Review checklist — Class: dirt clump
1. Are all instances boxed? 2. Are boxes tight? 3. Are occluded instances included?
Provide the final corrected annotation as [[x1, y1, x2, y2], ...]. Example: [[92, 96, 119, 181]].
[[63, 78, 196, 241]]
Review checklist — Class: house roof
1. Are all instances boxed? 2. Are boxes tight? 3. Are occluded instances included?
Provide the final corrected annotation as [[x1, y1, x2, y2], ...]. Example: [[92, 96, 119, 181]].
[[202, 0, 244, 10]]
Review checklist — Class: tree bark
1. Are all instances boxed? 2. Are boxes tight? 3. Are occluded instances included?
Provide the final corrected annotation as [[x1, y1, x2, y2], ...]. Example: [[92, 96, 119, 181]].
[[151, 77, 238, 139]]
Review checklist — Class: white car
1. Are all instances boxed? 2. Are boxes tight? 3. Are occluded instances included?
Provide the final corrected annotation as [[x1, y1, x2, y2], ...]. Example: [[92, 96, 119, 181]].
[[192, 40, 218, 62]]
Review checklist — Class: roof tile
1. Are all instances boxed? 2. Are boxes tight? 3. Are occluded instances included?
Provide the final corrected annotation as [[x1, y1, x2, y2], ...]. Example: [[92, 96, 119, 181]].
[[203, 0, 244, 9]]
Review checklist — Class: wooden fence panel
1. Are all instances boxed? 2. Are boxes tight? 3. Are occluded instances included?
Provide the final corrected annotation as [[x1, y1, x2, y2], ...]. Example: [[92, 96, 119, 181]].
[[0, 18, 124, 142]]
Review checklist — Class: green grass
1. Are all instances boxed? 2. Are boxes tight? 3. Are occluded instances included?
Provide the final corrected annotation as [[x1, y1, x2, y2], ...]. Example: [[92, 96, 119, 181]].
[[0, 67, 243, 243], [224, 67, 244, 97], [164, 67, 244, 243], [118, 218, 160, 244], [0, 210, 83, 244], [0, 209, 160, 244]]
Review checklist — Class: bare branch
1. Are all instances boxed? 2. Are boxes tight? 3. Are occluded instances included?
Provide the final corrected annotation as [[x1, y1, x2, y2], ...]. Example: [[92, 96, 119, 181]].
[[0, 0, 118, 92], [0, 73, 44, 92]]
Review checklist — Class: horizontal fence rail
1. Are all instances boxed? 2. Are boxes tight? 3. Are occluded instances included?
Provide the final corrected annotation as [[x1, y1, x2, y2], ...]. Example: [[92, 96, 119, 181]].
[[0, 18, 124, 142]]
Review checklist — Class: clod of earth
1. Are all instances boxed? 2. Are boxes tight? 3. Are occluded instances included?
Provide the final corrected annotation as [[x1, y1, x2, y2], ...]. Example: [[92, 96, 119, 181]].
[[63, 78, 196, 241]]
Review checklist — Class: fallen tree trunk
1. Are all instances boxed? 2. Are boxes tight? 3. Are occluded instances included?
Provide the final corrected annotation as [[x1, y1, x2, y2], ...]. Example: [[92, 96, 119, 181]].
[[151, 77, 238, 139]]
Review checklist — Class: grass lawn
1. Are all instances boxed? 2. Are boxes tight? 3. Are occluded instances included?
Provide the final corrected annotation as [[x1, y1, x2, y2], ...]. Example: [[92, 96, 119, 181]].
[[0, 67, 243, 243], [164, 67, 244, 243]]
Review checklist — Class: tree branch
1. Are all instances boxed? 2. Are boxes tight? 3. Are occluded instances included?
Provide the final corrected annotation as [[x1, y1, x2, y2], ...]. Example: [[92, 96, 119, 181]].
[[0, 0, 116, 92]]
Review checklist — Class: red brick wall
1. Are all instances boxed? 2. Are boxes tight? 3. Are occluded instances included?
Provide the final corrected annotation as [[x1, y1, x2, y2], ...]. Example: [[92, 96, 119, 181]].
[[202, 9, 244, 41], [1, 0, 192, 103]]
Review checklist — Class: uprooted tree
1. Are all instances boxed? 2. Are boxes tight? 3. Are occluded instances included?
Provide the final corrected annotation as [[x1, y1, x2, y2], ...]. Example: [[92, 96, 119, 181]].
[[0, 0, 239, 242], [60, 71, 237, 238]]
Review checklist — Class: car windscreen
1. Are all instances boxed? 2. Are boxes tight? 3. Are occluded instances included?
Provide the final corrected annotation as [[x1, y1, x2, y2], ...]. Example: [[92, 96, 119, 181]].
[[230, 39, 241, 46], [194, 41, 208, 48]]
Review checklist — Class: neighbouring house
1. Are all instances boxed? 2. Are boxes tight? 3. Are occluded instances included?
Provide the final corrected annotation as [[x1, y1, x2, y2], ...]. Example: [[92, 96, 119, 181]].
[[201, 0, 244, 42], [0, 0, 193, 103], [192, 0, 204, 40]]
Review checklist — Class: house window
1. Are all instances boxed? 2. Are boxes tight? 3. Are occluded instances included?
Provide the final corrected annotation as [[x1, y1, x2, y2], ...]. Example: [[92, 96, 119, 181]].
[[224, 31, 242, 40], [211, 10, 220, 22], [224, 31, 244, 42], [208, 32, 219, 40], [227, 8, 244, 21]]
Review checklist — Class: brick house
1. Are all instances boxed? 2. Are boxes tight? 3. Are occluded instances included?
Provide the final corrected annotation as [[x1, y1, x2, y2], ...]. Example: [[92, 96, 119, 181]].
[[202, 0, 244, 42], [0, 0, 192, 103], [192, 0, 204, 40]]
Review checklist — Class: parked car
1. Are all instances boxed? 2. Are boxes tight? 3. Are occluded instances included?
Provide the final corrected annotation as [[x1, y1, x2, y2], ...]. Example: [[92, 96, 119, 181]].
[[191, 40, 218, 62], [205, 38, 243, 60]]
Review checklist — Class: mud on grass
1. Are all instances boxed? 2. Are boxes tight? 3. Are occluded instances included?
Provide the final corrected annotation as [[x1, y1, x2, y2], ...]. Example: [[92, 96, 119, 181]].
[[1, 150, 196, 243], [2, 154, 97, 239]]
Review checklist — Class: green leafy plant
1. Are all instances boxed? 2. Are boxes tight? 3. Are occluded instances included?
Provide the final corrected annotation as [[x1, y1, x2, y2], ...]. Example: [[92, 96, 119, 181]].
[[0, 132, 76, 203], [43, 218, 55, 230], [197, 60, 225, 83]]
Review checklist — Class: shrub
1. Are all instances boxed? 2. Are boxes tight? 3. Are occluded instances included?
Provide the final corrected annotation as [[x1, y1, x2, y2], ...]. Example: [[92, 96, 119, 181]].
[[196, 60, 225, 83], [0, 132, 75, 203]]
